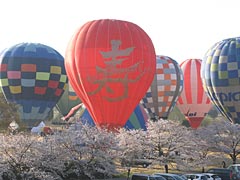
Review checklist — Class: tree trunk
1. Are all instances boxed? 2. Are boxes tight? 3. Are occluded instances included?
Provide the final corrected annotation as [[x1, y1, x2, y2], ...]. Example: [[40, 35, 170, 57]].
[[164, 164, 168, 173]]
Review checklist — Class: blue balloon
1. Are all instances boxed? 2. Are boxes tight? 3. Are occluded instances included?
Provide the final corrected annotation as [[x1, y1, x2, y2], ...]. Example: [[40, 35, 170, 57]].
[[0, 43, 68, 127], [201, 37, 240, 124]]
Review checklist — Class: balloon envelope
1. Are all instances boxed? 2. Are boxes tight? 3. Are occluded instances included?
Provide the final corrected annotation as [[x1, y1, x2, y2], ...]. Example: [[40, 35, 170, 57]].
[[65, 19, 156, 129], [80, 104, 149, 130], [56, 82, 81, 117], [0, 43, 67, 127], [141, 55, 183, 120], [177, 59, 212, 129], [201, 37, 240, 124]]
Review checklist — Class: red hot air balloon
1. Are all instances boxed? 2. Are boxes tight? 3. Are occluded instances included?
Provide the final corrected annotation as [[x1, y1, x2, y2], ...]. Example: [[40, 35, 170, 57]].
[[177, 59, 212, 129], [65, 19, 156, 130]]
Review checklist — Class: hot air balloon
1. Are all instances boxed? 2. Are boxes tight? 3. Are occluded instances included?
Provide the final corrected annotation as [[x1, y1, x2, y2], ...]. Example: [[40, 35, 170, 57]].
[[141, 55, 183, 120], [56, 82, 81, 117], [65, 19, 156, 130], [0, 43, 67, 128], [201, 37, 240, 124], [80, 104, 149, 130], [177, 59, 212, 129]]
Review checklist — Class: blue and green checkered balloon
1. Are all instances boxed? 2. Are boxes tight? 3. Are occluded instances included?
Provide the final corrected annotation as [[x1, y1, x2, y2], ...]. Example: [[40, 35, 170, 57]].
[[0, 43, 68, 127], [201, 37, 240, 124], [80, 104, 149, 130]]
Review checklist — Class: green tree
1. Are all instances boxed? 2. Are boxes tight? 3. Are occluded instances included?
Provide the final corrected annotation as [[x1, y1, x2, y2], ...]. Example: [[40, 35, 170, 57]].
[[0, 93, 24, 131]]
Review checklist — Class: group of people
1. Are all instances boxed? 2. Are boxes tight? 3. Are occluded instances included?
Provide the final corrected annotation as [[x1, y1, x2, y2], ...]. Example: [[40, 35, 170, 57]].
[[7, 120, 53, 136]]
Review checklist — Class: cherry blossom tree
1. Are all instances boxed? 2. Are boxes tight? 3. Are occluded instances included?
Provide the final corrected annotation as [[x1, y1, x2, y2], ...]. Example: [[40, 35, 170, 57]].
[[1, 116, 240, 179], [116, 128, 152, 168], [180, 126, 221, 172], [0, 133, 61, 179], [0, 122, 120, 180], [203, 118, 240, 164], [56, 122, 120, 179], [146, 119, 190, 172]]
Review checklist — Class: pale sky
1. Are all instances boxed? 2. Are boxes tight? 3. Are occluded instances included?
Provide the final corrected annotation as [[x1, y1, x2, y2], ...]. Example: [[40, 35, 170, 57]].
[[0, 0, 239, 64]]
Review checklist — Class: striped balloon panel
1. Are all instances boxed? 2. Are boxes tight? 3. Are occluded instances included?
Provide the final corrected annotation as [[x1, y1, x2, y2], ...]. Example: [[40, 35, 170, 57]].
[[177, 59, 212, 128], [80, 104, 149, 130], [201, 37, 240, 123], [0, 43, 67, 127], [141, 55, 183, 119]]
